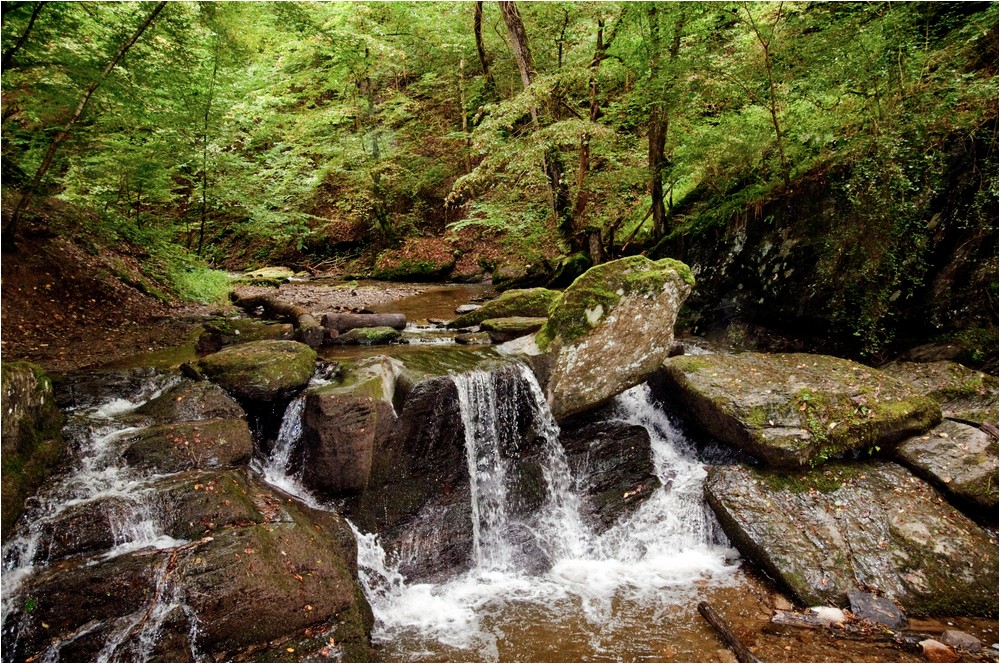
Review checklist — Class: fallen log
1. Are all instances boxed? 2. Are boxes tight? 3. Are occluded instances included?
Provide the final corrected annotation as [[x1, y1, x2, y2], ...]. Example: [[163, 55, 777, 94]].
[[698, 602, 761, 663], [321, 312, 407, 334], [232, 293, 324, 348]]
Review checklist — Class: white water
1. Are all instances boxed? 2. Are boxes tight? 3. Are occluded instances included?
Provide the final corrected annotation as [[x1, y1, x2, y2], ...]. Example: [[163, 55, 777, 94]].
[[353, 369, 739, 661], [1, 373, 194, 660]]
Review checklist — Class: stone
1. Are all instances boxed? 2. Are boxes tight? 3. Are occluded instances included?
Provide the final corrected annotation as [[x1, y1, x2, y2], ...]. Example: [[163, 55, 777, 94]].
[[195, 318, 294, 353], [940, 629, 982, 652], [455, 303, 481, 315], [536, 256, 694, 420], [919, 639, 959, 663], [120, 419, 253, 474], [480, 316, 548, 343], [705, 462, 998, 616], [234, 265, 295, 286], [331, 326, 403, 345], [1, 362, 65, 541], [881, 360, 998, 425], [808, 606, 847, 626], [198, 340, 317, 402], [656, 352, 942, 467], [455, 331, 492, 345], [560, 419, 661, 531], [135, 380, 246, 422], [896, 419, 998, 512], [448, 287, 560, 328], [847, 588, 907, 629]]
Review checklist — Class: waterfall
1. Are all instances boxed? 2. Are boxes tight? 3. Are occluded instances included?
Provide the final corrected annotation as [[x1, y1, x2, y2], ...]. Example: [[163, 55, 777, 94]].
[[251, 393, 328, 510], [354, 371, 739, 661]]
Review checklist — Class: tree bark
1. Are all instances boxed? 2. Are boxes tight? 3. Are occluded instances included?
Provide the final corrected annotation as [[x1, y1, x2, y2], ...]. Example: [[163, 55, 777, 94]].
[[232, 293, 325, 348], [474, 1, 495, 95], [5, 1, 168, 247], [1, 1, 44, 70], [698, 602, 762, 663]]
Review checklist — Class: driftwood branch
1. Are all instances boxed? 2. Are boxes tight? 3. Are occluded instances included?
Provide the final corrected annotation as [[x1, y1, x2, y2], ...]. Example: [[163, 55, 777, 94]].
[[698, 602, 761, 663], [233, 293, 324, 348]]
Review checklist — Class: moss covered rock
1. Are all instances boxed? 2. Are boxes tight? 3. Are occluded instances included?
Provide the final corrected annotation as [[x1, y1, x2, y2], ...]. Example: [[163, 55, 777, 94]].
[[480, 316, 547, 343], [896, 419, 998, 514], [332, 326, 403, 345], [198, 340, 316, 402], [1, 362, 65, 542], [195, 318, 295, 353], [120, 419, 253, 474], [448, 287, 560, 328], [706, 462, 998, 616], [536, 256, 693, 420], [880, 360, 998, 425], [655, 352, 942, 467], [234, 266, 295, 287]]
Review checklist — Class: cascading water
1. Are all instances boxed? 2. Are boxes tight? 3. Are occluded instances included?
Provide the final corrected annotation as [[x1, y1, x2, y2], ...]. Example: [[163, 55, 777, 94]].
[[354, 366, 740, 662], [1, 373, 196, 661]]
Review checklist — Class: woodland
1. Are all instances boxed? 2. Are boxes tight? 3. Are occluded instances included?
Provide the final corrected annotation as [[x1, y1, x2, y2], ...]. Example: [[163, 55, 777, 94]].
[[1, 0, 998, 362]]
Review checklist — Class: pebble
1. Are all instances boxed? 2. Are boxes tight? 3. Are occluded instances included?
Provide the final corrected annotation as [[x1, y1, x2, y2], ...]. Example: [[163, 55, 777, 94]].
[[940, 629, 982, 652], [919, 639, 959, 663]]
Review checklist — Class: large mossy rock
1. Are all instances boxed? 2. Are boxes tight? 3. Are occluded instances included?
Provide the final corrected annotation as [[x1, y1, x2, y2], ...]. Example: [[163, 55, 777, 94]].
[[120, 419, 253, 474], [880, 360, 998, 425], [5, 469, 374, 662], [300, 357, 400, 497], [705, 462, 998, 616], [896, 419, 998, 514], [198, 340, 316, 402], [195, 317, 295, 353], [448, 287, 560, 328], [1, 362, 65, 542], [536, 256, 694, 420], [656, 353, 942, 467]]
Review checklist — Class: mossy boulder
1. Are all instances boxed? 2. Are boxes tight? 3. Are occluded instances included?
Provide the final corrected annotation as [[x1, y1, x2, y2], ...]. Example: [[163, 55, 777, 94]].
[[705, 462, 998, 616], [448, 287, 560, 328], [198, 340, 317, 402], [491, 261, 552, 291], [480, 316, 547, 343], [234, 266, 295, 287], [120, 419, 253, 474], [896, 420, 998, 514], [655, 352, 942, 467], [536, 256, 694, 420], [135, 380, 247, 422], [196, 318, 295, 353], [880, 360, 998, 425], [1, 362, 65, 542], [332, 326, 403, 345]]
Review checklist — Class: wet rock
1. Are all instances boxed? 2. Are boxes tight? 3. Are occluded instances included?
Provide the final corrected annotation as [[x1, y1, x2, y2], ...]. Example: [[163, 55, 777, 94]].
[[537, 256, 694, 420], [705, 462, 998, 616], [53, 366, 164, 411], [657, 353, 942, 467], [135, 380, 246, 422], [195, 318, 294, 353], [809, 606, 847, 626], [881, 360, 998, 425], [940, 629, 982, 652], [455, 303, 481, 315], [448, 287, 559, 328], [480, 316, 547, 343], [455, 331, 492, 345], [1, 362, 65, 541], [120, 419, 253, 474], [198, 340, 316, 402], [919, 639, 959, 663], [896, 419, 998, 513], [561, 420, 661, 531], [331, 326, 403, 345], [847, 588, 907, 629]]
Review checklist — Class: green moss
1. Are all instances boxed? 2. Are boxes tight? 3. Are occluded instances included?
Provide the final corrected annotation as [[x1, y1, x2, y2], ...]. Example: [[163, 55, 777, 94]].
[[371, 257, 455, 282], [336, 326, 402, 345], [450, 287, 560, 328], [656, 258, 696, 287], [754, 464, 863, 494]]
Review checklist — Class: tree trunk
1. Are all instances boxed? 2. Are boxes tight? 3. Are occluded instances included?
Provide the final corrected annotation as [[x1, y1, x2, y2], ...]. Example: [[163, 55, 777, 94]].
[[5, 1, 168, 247], [1, 1, 44, 70], [648, 105, 668, 241], [232, 293, 325, 348], [474, 1, 495, 96]]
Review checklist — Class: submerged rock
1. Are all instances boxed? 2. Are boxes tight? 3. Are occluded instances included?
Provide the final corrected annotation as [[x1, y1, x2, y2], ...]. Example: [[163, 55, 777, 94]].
[[880, 360, 998, 425], [896, 419, 998, 513], [448, 287, 559, 328], [1, 362, 65, 541], [705, 462, 998, 616], [198, 340, 316, 402], [536, 256, 694, 420], [657, 353, 942, 467]]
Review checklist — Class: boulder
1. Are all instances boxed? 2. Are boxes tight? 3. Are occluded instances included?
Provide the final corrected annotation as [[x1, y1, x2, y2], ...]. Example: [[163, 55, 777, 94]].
[[455, 331, 492, 345], [195, 318, 294, 353], [896, 419, 998, 512], [198, 340, 316, 402], [880, 360, 998, 425], [656, 353, 942, 467], [705, 462, 998, 616], [300, 359, 399, 497], [448, 287, 560, 328], [560, 420, 661, 531], [321, 312, 407, 334], [331, 326, 403, 345], [480, 316, 547, 343], [233, 265, 295, 287], [135, 380, 246, 422], [120, 419, 253, 474], [1, 362, 65, 541], [4, 469, 374, 663], [536, 256, 694, 420]]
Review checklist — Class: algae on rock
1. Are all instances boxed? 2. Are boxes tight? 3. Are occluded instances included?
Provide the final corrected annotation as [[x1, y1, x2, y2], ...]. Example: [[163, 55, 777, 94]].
[[198, 340, 317, 402]]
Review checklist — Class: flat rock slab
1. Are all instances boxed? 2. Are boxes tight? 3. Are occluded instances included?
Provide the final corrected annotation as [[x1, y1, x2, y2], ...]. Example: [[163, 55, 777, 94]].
[[120, 419, 253, 474], [705, 462, 998, 616], [480, 316, 547, 343], [657, 353, 942, 467], [896, 419, 998, 511], [198, 340, 316, 402], [880, 360, 998, 425]]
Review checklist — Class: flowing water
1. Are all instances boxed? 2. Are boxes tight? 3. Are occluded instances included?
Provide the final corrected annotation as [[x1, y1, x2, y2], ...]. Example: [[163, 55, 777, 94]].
[[351, 367, 741, 662], [1, 372, 196, 661]]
